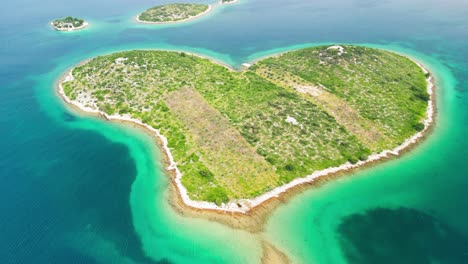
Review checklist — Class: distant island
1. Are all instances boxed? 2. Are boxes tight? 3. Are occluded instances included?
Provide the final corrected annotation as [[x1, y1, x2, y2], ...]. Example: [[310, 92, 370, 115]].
[[59, 46, 433, 212], [137, 3, 211, 24], [136, 1, 239, 24], [51, 16, 88, 31]]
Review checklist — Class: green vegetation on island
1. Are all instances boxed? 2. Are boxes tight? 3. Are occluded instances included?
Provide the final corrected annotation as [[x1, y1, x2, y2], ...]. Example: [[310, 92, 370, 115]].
[[137, 3, 209, 23], [51, 16, 86, 31], [252, 46, 429, 151], [62, 46, 429, 204]]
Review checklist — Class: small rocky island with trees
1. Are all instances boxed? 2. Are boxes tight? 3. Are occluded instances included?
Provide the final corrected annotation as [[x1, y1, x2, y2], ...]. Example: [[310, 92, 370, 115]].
[[51, 16, 88, 31], [137, 3, 210, 24]]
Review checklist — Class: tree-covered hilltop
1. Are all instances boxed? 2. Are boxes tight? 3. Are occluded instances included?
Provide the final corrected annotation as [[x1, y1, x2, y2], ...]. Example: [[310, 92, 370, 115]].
[[138, 3, 209, 23], [52, 16, 85, 30], [62, 46, 429, 205]]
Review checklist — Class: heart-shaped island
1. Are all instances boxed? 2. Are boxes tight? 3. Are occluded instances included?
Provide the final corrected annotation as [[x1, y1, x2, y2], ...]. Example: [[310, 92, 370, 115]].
[[59, 45, 433, 212]]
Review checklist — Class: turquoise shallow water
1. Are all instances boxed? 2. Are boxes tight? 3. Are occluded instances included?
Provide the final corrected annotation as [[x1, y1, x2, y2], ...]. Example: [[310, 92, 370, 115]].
[[1, 0, 468, 263]]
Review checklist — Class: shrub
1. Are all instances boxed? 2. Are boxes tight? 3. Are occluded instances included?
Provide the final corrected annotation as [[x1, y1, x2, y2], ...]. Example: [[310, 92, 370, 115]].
[[205, 186, 229, 205], [104, 103, 115, 115], [413, 122, 425, 132], [284, 164, 295, 171], [348, 156, 359, 164], [415, 92, 430, 101], [199, 169, 213, 179], [265, 156, 277, 165]]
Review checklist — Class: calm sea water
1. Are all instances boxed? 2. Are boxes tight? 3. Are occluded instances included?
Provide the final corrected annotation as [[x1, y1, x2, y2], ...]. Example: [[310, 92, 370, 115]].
[[1, 0, 467, 263]]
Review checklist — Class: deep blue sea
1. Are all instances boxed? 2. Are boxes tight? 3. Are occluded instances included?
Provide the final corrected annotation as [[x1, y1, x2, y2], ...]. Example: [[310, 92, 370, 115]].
[[1, 0, 468, 263]]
